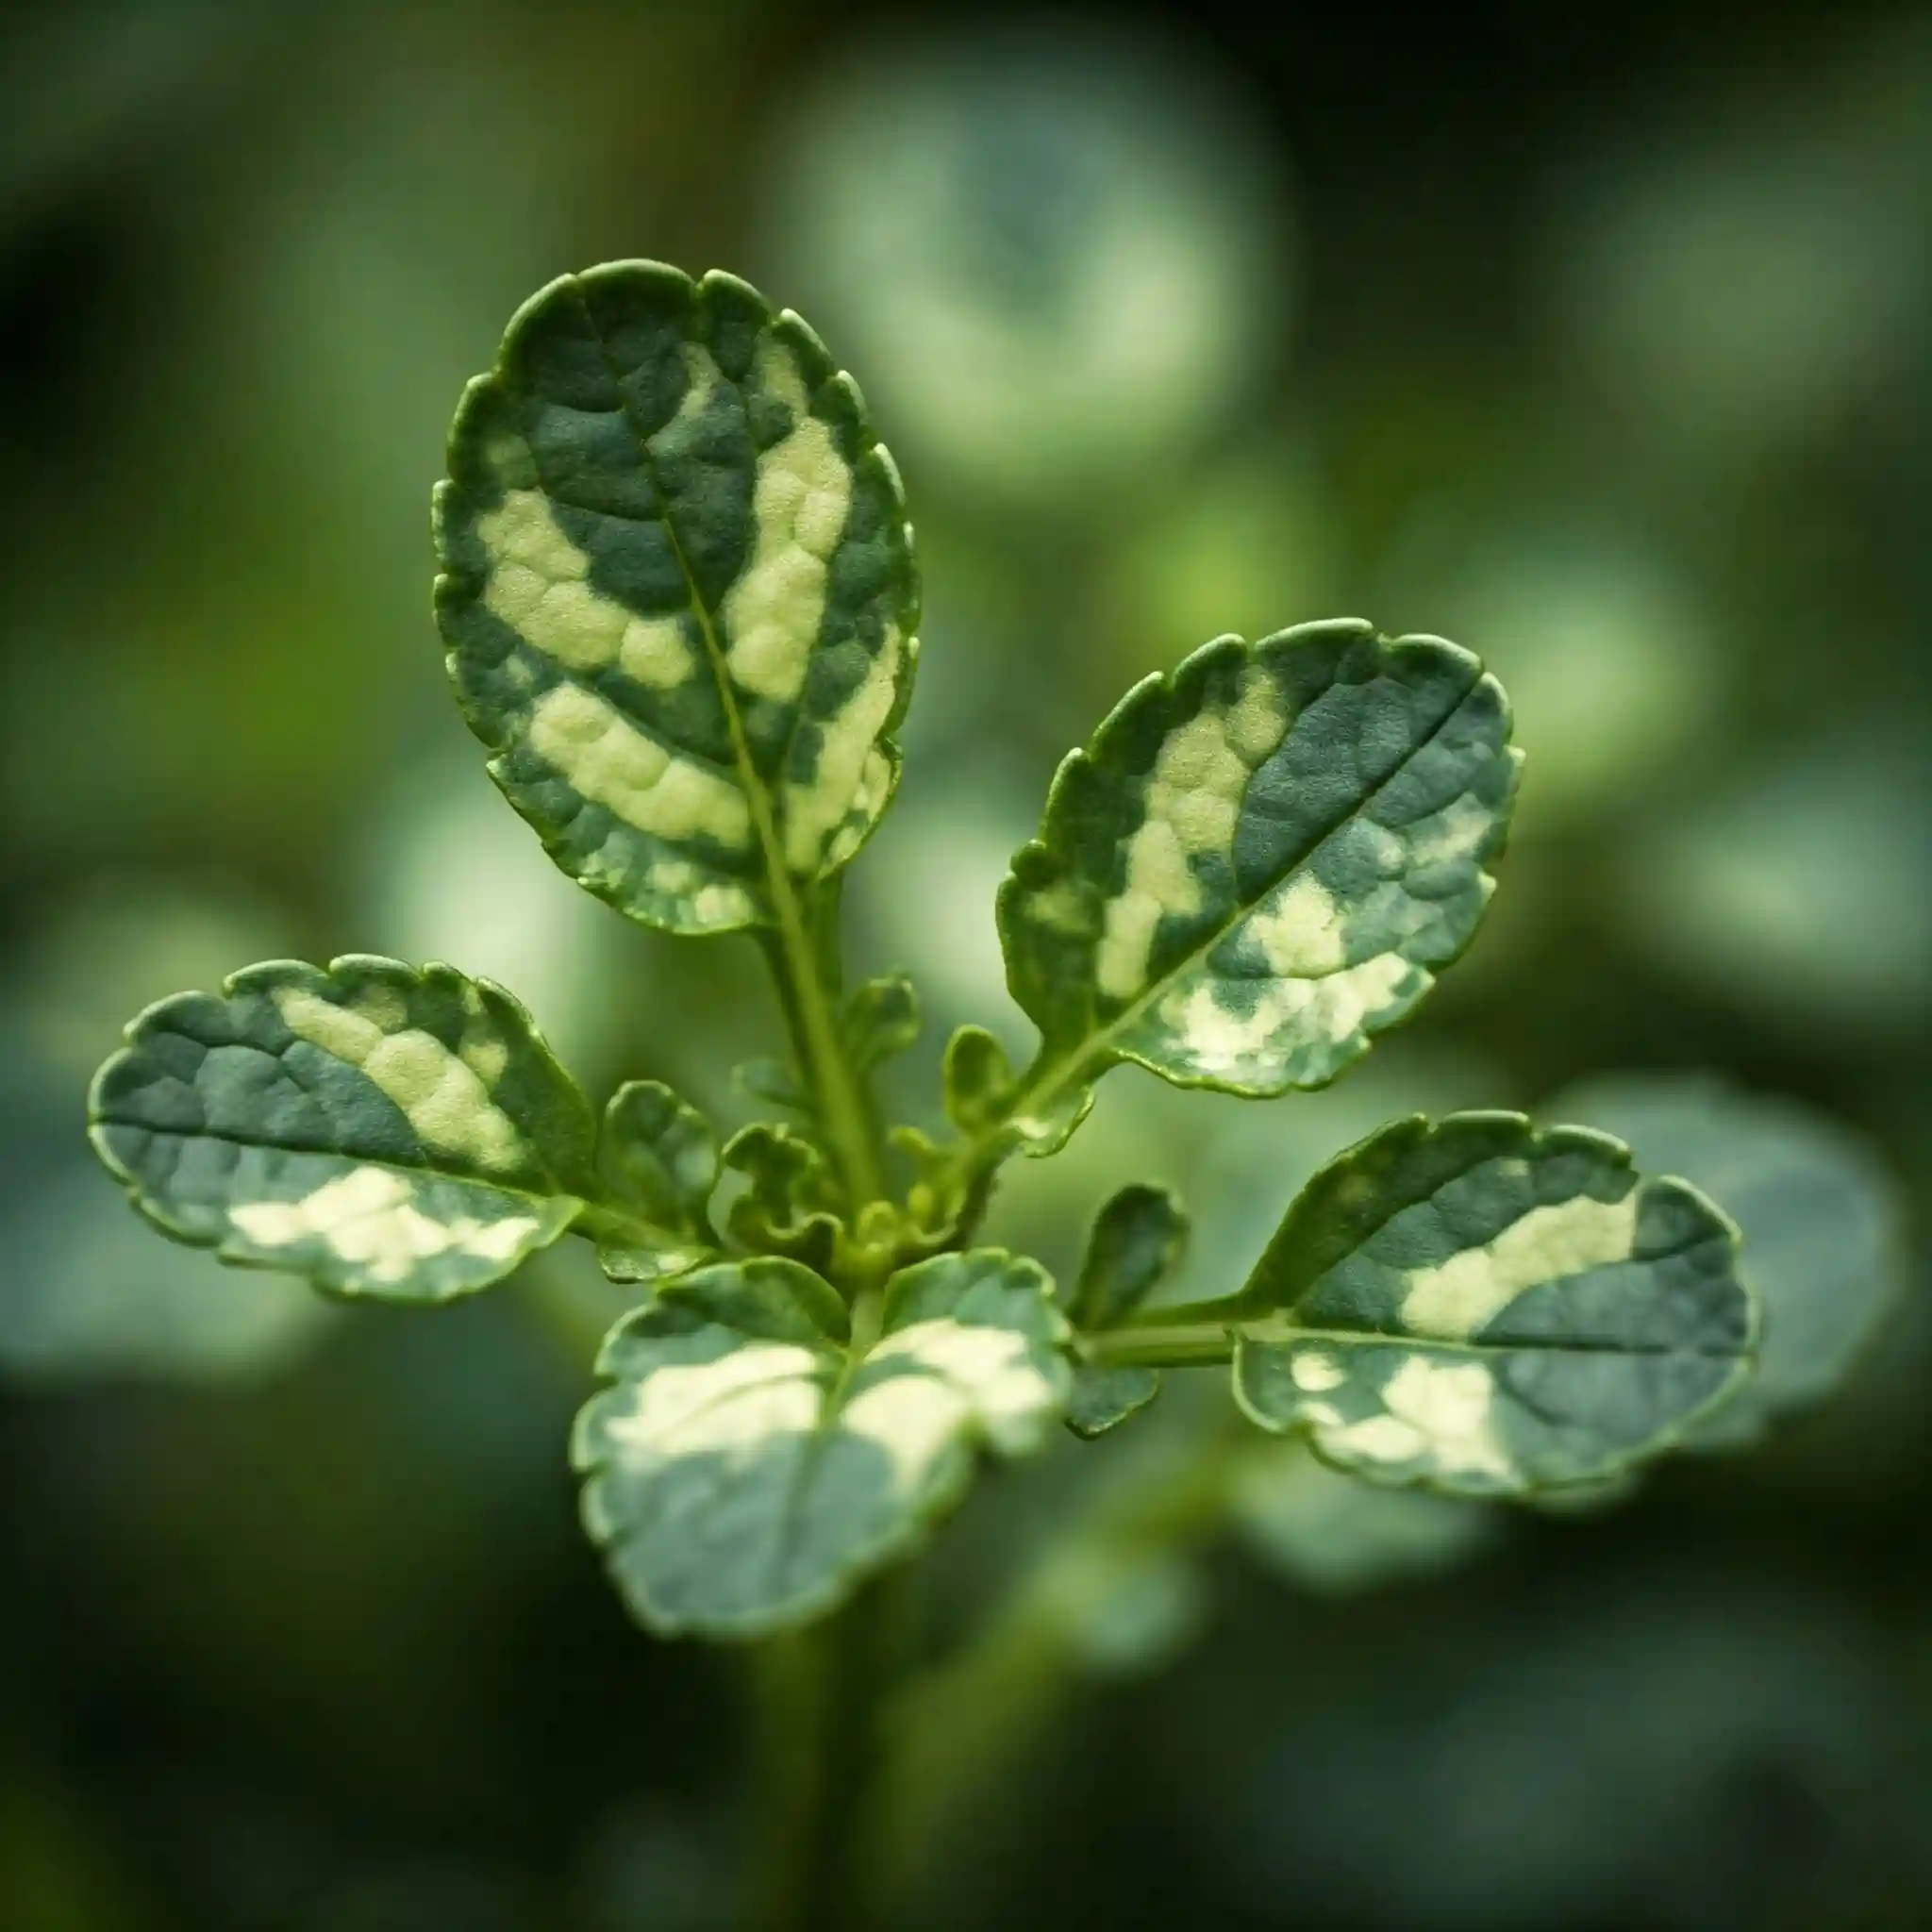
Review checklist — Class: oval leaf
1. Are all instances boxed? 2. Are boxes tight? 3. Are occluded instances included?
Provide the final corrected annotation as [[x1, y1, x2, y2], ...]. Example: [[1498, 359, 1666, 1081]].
[[1064, 1183, 1189, 1440], [90, 957, 597, 1301], [434, 261, 920, 934], [573, 1251, 1071, 1638], [1231, 1112, 1752, 1494], [1065, 1366, 1162, 1441], [1550, 1074, 1904, 1447], [1070, 1183, 1190, 1330], [596, 1079, 719, 1285], [1000, 621, 1519, 1098]]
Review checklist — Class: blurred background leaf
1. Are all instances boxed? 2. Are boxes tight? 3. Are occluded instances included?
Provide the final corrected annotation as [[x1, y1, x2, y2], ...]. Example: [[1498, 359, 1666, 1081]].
[[2, 2, 1926, 1926]]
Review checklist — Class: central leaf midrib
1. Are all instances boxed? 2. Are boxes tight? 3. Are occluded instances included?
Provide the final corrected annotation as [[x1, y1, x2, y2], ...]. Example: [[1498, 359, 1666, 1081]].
[[100, 1120, 593, 1220], [570, 281, 883, 1209], [570, 286, 793, 913]]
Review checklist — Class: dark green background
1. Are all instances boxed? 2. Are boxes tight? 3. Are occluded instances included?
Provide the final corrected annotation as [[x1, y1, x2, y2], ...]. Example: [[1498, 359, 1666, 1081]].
[[1, 3, 1926, 1925]]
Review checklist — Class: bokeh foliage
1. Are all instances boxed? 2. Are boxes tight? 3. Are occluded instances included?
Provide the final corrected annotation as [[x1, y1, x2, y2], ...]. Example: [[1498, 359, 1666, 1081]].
[[3, 3, 1927, 1927]]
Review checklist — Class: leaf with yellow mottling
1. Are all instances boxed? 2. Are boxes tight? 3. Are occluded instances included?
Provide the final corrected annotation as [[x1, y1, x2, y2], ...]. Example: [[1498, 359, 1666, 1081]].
[[993, 621, 1521, 1141], [434, 261, 919, 936], [88, 957, 607, 1302], [573, 1250, 1071, 1638], [1227, 1112, 1754, 1494]]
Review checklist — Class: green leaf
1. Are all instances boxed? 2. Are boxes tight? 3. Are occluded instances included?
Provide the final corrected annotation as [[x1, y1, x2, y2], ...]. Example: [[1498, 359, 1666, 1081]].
[[595, 1080, 718, 1286], [1064, 1183, 1189, 1439], [999, 621, 1520, 1105], [1230, 1112, 1752, 1495], [89, 957, 597, 1302], [842, 972, 920, 1073], [721, 1123, 841, 1268], [1064, 1367, 1162, 1441], [434, 261, 919, 935], [573, 1250, 1072, 1637], [1549, 1074, 1905, 1448], [1070, 1183, 1190, 1328], [942, 1024, 1091, 1156]]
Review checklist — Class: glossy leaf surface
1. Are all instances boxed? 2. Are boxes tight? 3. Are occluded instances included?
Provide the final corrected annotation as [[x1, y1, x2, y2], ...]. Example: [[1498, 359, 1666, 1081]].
[[1000, 621, 1519, 1101], [90, 957, 596, 1301], [574, 1251, 1070, 1637], [1233, 1113, 1751, 1494], [435, 261, 919, 934]]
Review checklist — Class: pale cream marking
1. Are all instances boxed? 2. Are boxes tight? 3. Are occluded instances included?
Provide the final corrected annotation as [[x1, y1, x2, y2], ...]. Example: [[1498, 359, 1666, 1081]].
[[1024, 882, 1091, 937], [821, 746, 897, 869], [1319, 1412, 1424, 1463], [359, 1032, 523, 1171], [477, 488, 697, 685], [838, 1373, 968, 1487], [274, 987, 382, 1066], [650, 858, 701, 894], [231, 1166, 540, 1286], [480, 426, 532, 483], [527, 684, 750, 847], [689, 882, 758, 926], [842, 1319, 1059, 1472], [275, 987, 525, 1173], [1156, 952, 1413, 1076], [619, 615, 697, 690], [872, 1318, 1048, 1413], [1405, 791, 1493, 869], [675, 341, 724, 423], [722, 375, 853, 702], [352, 983, 409, 1033], [1400, 1192, 1640, 1340], [459, 1030, 509, 1087], [1095, 701, 1258, 1002], [1290, 1349, 1344, 1393], [1225, 673, 1289, 763], [758, 333, 811, 418], [602, 1343, 826, 1455], [1293, 1357, 1510, 1479], [1247, 872, 1350, 977], [782, 625, 902, 873], [1357, 1357, 1512, 1480]]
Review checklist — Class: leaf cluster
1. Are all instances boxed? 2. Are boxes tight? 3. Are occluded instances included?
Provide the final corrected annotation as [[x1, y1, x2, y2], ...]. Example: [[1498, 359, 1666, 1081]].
[[83, 262, 1877, 1641]]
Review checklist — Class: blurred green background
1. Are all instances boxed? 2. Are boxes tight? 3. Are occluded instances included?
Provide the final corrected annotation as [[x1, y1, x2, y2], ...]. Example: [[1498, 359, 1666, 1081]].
[[3, 3, 1928, 1926]]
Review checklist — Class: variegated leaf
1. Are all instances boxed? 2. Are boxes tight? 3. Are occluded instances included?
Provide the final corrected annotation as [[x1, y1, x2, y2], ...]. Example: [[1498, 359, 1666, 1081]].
[[999, 620, 1520, 1104], [1065, 1184, 1189, 1440], [573, 1251, 1071, 1638], [89, 958, 598, 1301], [434, 261, 919, 935], [1231, 1113, 1752, 1494], [1551, 1074, 1904, 1448], [596, 1079, 718, 1286]]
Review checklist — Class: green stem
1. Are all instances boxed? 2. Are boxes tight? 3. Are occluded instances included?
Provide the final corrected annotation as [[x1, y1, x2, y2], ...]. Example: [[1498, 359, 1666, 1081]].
[[871, 1439, 1238, 1904], [756, 890, 886, 1215], [750, 1574, 908, 1932], [1082, 1324, 1241, 1369]]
